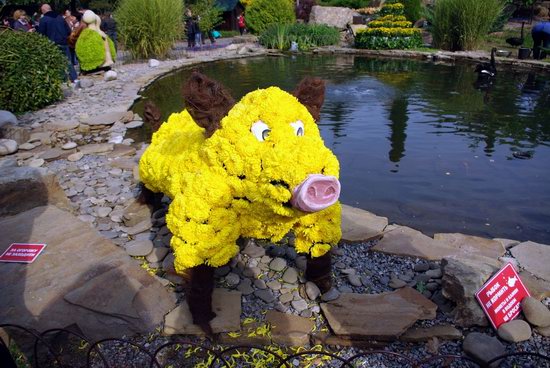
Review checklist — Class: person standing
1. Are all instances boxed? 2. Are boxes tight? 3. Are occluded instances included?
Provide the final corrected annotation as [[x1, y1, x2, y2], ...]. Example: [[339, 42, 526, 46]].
[[12, 10, 34, 32], [185, 9, 196, 48], [100, 12, 117, 51], [37, 3, 78, 83], [532, 21, 550, 60], [237, 13, 246, 35]]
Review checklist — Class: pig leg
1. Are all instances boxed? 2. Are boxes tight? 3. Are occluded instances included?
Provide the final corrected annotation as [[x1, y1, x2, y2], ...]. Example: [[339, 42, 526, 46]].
[[305, 252, 332, 293], [185, 264, 216, 335]]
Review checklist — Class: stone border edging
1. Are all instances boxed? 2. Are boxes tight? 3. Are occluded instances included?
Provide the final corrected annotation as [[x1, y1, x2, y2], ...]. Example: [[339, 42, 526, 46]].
[[312, 46, 550, 74]]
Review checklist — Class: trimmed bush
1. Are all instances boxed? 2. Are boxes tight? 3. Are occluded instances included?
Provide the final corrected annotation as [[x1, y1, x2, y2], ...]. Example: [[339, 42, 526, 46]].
[[115, 0, 183, 59], [387, 0, 422, 22], [75, 29, 116, 71], [259, 23, 340, 50], [246, 0, 295, 34], [0, 29, 67, 114], [355, 27, 422, 49], [317, 0, 371, 8], [430, 0, 503, 51], [379, 3, 405, 16]]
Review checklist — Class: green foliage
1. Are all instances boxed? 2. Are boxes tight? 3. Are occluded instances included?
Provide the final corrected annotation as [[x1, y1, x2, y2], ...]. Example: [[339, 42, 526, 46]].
[[430, 0, 504, 51], [115, 0, 183, 59], [246, 0, 295, 34], [259, 23, 340, 51], [190, 0, 224, 32], [75, 28, 116, 71], [355, 29, 422, 49], [379, 2, 405, 16], [219, 30, 239, 37], [0, 29, 67, 114], [317, 0, 371, 8], [400, 0, 422, 22]]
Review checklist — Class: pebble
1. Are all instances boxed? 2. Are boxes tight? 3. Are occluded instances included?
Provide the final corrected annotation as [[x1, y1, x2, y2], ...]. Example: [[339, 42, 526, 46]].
[[305, 282, 321, 300], [425, 269, 442, 279], [521, 296, 550, 327], [96, 207, 112, 218], [269, 257, 287, 272], [18, 143, 35, 151], [124, 239, 153, 256], [295, 256, 307, 271], [237, 279, 254, 295], [68, 152, 84, 161], [497, 319, 532, 342], [214, 265, 231, 277], [0, 139, 17, 155], [253, 279, 267, 289], [389, 279, 407, 289], [242, 241, 265, 258], [62, 142, 77, 150], [320, 287, 340, 302], [224, 272, 240, 287], [348, 274, 362, 287], [266, 245, 286, 257], [282, 267, 298, 284], [414, 263, 430, 272], [340, 268, 356, 275], [463, 332, 505, 367], [254, 289, 276, 303], [279, 292, 294, 304], [28, 158, 45, 167], [266, 280, 282, 290], [291, 299, 308, 312], [243, 266, 261, 279], [146, 247, 169, 263]]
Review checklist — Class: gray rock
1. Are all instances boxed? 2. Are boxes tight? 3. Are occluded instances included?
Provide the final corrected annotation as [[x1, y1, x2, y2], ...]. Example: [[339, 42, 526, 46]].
[[28, 158, 45, 168], [0, 139, 17, 156], [266, 245, 286, 257], [348, 274, 362, 287], [123, 219, 153, 236], [242, 240, 265, 258], [291, 299, 308, 312], [266, 280, 282, 290], [96, 207, 112, 218], [279, 292, 294, 304], [269, 257, 287, 272], [295, 255, 307, 271], [146, 247, 169, 263], [309, 5, 360, 29], [0, 110, 17, 127], [62, 142, 77, 150], [320, 287, 340, 302], [285, 247, 297, 260], [254, 279, 267, 289], [389, 279, 407, 289], [80, 79, 95, 88], [497, 320, 532, 342], [68, 152, 84, 162], [340, 268, 356, 275], [282, 267, 298, 284], [104, 70, 118, 81], [237, 279, 254, 295], [254, 289, 276, 303], [242, 266, 261, 279], [511, 241, 550, 283], [125, 239, 153, 256], [0, 123, 29, 144], [521, 297, 550, 327], [18, 143, 36, 150], [463, 332, 505, 368], [414, 263, 430, 272], [441, 257, 499, 327], [426, 268, 442, 279], [148, 59, 160, 67], [224, 272, 240, 287]]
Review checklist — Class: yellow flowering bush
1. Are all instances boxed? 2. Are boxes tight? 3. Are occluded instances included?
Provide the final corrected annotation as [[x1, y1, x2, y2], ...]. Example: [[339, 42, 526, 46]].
[[376, 15, 407, 22], [368, 20, 412, 28], [360, 27, 420, 37], [140, 86, 341, 273]]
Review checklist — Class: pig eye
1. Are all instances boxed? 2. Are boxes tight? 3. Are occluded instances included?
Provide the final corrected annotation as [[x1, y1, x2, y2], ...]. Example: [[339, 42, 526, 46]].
[[251, 120, 271, 141], [290, 120, 304, 136]]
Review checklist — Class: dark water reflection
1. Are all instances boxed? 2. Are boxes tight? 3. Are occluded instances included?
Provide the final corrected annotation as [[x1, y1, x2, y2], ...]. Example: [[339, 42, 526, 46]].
[[132, 54, 550, 243]]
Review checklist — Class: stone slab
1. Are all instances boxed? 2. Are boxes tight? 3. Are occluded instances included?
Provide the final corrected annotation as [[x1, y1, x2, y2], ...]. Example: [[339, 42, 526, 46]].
[[511, 241, 550, 282], [265, 310, 315, 346], [163, 289, 241, 335], [80, 111, 127, 126], [0, 166, 71, 217], [0, 206, 176, 340], [400, 325, 462, 342], [341, 204, 388, 242], [320, 288, 436, 340], [311, 331, 388, 349], [372, 225, 460, 260], [78, 143, 114, 155], [519, 271, 550, 301], [434, 233, 505, 259]]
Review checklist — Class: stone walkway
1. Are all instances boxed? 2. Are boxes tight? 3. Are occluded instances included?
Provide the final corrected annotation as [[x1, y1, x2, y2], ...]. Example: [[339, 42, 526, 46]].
[[0, 40, 549, 365]]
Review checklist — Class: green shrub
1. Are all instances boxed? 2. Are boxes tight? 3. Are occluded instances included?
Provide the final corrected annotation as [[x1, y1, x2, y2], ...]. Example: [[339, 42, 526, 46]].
[[259, 23, 340, 51], [75, 29, 116, 71], [387, 0, 422, 22], [115, 0, 183, 59], [0, 29, 67, 114], [219, 30, 240, 38], [246, 0, 295, 34], [317, 0, 371, 8], [355, 27, 422, 49], [430, 0, 504, 51], [190, 0, 224, 33]]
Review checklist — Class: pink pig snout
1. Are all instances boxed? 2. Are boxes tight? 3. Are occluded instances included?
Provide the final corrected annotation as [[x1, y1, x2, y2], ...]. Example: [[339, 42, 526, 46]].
[[290, 174, 341, 213]]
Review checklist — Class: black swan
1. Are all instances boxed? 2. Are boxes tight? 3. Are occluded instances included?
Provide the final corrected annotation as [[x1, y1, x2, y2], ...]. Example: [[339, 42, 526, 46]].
[[475, 48, 497, 78], [506, 22, 525, 47]]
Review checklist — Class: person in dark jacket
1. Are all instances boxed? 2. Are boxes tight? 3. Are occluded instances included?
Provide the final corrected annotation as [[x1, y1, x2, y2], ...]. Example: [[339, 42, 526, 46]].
[[37, 3, 78, 82], [100, 12, 117, 51]]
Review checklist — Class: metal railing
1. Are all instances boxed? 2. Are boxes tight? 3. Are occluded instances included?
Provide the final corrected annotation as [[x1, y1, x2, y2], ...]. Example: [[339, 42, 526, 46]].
[[1, 324, 549, 368]]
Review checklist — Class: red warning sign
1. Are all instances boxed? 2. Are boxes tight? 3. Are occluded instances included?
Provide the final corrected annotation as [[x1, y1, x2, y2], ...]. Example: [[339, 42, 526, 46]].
[[475, 263, 530, 329], [0, 243, 47, 264]]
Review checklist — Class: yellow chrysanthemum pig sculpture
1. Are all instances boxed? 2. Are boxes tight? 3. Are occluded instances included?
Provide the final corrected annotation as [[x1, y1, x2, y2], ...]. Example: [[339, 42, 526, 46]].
[[139, 71, 341, 333]]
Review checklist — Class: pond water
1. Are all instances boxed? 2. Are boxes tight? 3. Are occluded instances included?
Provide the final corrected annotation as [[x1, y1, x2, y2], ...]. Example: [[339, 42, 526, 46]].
[[132, 54, 550, 244]]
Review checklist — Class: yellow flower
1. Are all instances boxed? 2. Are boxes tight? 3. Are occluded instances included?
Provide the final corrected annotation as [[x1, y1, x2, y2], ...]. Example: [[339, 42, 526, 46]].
[[140, 86, 341, 272]]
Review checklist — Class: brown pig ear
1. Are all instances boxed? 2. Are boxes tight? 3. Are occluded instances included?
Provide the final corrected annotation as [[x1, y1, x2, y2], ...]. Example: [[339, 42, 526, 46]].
[[292, 77, 325, 122], [143, 100, 163, 132], [182, 70, 235, 138]]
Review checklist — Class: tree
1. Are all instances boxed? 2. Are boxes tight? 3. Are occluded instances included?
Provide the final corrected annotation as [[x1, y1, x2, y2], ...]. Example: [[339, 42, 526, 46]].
[[190, 0, 223, 33]]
